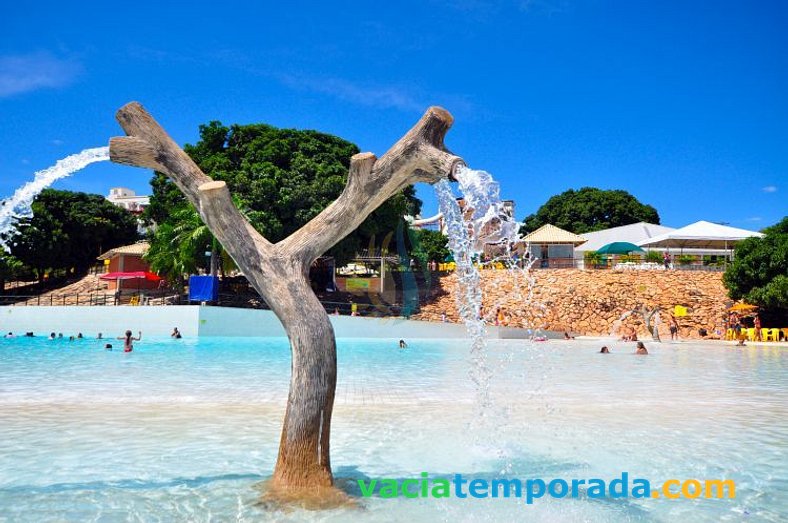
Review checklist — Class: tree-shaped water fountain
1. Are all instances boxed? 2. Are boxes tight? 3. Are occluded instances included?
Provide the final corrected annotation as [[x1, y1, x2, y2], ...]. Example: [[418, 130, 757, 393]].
[[109, 102, 463, 501]]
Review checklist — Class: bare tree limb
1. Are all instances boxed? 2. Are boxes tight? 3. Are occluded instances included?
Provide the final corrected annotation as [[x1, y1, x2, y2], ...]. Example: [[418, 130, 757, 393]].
[[110, 101, 273, 255]]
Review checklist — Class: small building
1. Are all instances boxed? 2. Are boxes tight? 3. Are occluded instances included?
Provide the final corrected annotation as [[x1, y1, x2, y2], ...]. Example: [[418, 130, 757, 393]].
[[107, 187, 150, 215], [521, 224, 587, 268], [97, 242, 157, 290]]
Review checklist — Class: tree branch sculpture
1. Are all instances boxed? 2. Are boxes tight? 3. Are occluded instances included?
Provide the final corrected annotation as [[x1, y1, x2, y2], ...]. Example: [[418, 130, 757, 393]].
[[109, 102, 462, 496]]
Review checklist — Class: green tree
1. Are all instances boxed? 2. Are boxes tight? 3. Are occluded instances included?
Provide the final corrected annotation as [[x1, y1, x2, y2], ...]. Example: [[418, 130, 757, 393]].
[[145, 206, 235, 283], [723, 217, 788, 314], [0, 253, 32, 294], [520, 187, 660, 234], [5, 189, 139, 281], [145, 121, 421, 271], [411, 228, 450, 264]]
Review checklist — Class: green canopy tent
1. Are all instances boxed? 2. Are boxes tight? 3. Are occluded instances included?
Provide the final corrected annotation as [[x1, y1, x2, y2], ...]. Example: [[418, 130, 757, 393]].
[[596, 242, 645, 255]]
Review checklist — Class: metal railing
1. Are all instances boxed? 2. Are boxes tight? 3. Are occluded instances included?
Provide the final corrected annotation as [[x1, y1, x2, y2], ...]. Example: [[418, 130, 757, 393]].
[[0, 291, 184, 307], [0, 291, 409, 317]]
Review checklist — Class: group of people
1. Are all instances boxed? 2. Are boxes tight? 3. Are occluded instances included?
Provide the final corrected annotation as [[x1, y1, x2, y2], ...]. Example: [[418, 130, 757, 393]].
[[618, 314, 680, 342], [4, 327, 184, 353], [725, 311, 774, 345], [600, 341, 649, 355]]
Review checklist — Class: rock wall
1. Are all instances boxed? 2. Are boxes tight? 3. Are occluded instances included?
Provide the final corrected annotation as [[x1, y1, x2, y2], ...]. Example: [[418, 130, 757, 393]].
[[414, 269, 731, 339]]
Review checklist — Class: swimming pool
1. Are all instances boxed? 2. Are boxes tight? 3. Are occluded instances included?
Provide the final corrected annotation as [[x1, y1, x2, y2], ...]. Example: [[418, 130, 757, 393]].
[[0, 336, 785, 521]]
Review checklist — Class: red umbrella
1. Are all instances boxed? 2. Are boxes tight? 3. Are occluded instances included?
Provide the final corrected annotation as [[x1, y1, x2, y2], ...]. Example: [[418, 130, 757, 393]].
[[100, 272, 162, 303], [100, 271, 162, 281]]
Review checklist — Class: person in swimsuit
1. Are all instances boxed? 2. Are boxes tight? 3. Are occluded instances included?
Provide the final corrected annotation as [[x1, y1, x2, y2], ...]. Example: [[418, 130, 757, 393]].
[[171, 327, 182, 339], [118, 330, 142, 352], [635, 341, 648, 355], [600, 346, 610, 353], [669, 315, 679, 340]]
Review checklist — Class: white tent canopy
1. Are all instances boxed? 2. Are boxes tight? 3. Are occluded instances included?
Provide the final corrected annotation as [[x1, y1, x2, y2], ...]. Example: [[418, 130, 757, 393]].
[[576, 222, 675, 252], [637, 221, 763, 250]]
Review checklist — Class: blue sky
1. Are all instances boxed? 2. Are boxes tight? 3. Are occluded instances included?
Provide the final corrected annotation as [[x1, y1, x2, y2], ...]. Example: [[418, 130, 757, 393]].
[[1, 1, 785, 230]]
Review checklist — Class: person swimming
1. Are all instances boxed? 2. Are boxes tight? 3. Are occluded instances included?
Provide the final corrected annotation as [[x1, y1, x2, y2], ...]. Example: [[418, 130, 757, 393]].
[[117, 330, 142, 352], [399, 339, 407, 349], [600, 346, 610, 353], [635, 341, 648, 355], [171, 327, 182, 339]]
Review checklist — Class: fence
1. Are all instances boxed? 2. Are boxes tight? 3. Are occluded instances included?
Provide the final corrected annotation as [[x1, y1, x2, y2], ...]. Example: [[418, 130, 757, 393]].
[[0, 291, 184, 307], [0, 291, 407, 317]]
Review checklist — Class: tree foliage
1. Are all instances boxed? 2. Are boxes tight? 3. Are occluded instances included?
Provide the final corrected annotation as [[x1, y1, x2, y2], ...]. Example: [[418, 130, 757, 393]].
[[411, 228, 450, 264], [145, 121, 421, 276], [4, 189, 139, 280], [723, 216, 788, 314], [145, 206, 235, 284], [0, 253, 33, 293], [520, 187, 660, 235]]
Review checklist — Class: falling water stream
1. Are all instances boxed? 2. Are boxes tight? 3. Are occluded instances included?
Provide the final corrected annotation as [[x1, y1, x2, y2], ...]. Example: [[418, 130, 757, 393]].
[[435, 166, 533, 415], [0, 147, 110, 248]]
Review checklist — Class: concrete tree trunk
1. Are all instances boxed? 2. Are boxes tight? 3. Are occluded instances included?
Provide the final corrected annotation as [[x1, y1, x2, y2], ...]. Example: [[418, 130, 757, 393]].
[[639, 305, 662, 341], [108, 102, 462, 496]]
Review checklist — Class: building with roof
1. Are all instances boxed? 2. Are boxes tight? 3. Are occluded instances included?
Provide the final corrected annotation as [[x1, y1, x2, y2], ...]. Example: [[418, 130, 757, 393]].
[[520, 224, 587, 268], [97, 242, 156, 290], [106, 187, 150, 214]]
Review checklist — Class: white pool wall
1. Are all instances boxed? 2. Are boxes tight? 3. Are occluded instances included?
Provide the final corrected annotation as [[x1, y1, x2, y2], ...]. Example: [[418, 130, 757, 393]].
[[0, 306, 538, 338]]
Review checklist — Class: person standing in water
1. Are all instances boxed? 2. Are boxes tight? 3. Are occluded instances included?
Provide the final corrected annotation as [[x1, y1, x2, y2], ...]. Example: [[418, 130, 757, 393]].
[[118, 330, 142, 352]]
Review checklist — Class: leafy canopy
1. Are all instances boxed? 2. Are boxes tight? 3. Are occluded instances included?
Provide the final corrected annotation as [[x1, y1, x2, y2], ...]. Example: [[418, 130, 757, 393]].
[[723, 216, 788, 314], [146, 121, 421, 273], [4, 189, 139, 278], [411, 228, 450, 264], [520, 187, 660, 235]]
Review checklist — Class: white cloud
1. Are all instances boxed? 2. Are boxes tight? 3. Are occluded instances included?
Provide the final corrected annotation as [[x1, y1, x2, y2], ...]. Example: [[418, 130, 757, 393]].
[[746, 217, 762, 222], [51, 139, 64, 146], [277, 74, 425, 112], [0, 52, 82, 98], [762, 185, 777, 193]]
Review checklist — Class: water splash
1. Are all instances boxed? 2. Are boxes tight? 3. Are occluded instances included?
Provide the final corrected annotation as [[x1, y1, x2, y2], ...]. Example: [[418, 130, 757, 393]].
[[436, 166, 545, 418], [435, 178, 490, 408], [435, 167, 522, 407], [451, 166, 518, 251], [0, 147, 110, 248]]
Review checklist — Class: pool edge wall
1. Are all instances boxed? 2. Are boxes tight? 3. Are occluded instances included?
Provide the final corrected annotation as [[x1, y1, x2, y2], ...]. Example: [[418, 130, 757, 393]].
[[1, 305, 542, 339]]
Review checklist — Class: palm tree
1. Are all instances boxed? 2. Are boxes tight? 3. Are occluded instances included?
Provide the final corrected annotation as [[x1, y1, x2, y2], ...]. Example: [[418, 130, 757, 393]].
[[145, 206, 237, 286]]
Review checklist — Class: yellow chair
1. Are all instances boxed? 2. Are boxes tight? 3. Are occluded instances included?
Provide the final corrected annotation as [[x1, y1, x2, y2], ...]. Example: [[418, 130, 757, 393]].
[[745, 328, 756, 341], [762, 328, 778, 342], [129, 295, 140, 306], [725, 329, 735, 340]]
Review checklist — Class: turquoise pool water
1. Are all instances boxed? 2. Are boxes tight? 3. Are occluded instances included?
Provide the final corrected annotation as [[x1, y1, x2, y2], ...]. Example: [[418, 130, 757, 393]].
[[0, 336, 786, 522]]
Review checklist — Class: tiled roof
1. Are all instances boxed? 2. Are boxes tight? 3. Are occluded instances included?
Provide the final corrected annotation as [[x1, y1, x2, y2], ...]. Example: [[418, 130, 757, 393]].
[[97, 242, 150, 260], [521, 224, 587, 245]]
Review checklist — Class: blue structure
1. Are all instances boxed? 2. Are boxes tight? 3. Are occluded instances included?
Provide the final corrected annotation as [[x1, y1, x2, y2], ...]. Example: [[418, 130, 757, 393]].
[[188, 275, 219, 302]]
